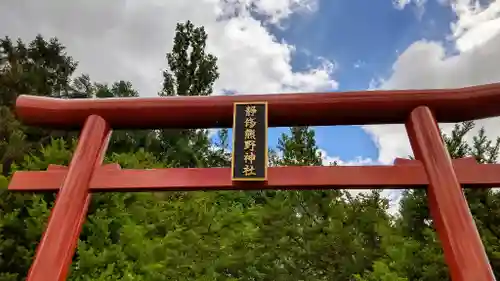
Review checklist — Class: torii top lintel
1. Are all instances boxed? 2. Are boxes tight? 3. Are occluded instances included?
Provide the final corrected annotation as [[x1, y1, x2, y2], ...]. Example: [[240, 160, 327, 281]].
[[15, 83, 500, 130]]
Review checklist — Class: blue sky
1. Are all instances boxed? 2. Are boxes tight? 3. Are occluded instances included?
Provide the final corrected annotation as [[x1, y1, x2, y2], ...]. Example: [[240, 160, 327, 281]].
[[215, 0, 457, 164]]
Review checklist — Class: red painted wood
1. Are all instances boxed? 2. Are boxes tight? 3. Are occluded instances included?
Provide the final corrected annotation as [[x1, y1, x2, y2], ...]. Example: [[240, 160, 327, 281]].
[[47, 163, 121, 171], [8, 159, 500, 192], [15, 83, 500, 129], [394, 157, 478, 166], [406, 106, 495, 281], [26, 115, 111, 281], [47, 164, 69, 171]]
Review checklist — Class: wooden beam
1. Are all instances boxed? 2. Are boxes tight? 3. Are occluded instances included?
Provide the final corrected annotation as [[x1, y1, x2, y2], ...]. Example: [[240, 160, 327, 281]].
[[406, 106, 494, 281], [47, 163, 121, 171], [15, 83, 500, 129], [9, 160, 500, 192], [393, 156, 478, 166], [26, 115, 112, 281]]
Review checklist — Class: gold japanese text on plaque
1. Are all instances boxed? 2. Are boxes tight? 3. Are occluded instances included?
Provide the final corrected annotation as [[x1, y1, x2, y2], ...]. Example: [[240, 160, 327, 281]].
[[231, 102, 268, 181]]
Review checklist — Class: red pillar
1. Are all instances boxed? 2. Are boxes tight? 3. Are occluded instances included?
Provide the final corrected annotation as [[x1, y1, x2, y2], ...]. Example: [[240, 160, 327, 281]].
[[27, 115, 111, 281], [406, 106, 494, 281]]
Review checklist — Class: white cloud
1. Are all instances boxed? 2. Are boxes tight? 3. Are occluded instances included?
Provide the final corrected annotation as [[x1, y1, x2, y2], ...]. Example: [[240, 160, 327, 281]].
[[317, 148, 400, 214], [353, 60, 365, 69], [450, 0, 500, 52], [392, 0, 428, 18], [215, 0, 318, 26], [365, 0, 500, 165], [317, 148, 376, 166], [363, 0, 500, 213], [0, 0, 335, 99]]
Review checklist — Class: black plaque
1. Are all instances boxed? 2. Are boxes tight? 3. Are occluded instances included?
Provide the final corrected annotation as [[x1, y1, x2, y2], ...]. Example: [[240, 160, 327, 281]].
[[231, 102, 268, 181]]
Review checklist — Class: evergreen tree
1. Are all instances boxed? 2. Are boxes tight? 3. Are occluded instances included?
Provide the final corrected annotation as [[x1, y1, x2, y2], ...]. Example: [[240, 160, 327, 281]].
[[72, 79, 161, 155], [277, 126, 323, 166], [0, 35, 77, 107], [253, 126, 392, 280], [157, 20, 220, 168], [0, 35, 78, 175]]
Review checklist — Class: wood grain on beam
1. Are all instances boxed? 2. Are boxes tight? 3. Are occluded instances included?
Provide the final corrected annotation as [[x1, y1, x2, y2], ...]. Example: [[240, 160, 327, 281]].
[[15, 83, 500, 129], [9, 160, 500, 192]]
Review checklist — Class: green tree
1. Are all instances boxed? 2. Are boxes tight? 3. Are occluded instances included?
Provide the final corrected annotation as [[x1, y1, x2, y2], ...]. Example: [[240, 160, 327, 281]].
[[0, 106, 27, 176], [74, 79, 161, 155], [249, 126, 393, 280], [0, 35, 79, 175], [159, 20, 218, 97], [157, 20, 220, 168], [277, 126, 323, 166], [0, 35, 77, 107]]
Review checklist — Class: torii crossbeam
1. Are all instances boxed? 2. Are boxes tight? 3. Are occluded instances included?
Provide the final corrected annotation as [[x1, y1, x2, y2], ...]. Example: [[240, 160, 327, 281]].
[[9, 83, 500, 281]]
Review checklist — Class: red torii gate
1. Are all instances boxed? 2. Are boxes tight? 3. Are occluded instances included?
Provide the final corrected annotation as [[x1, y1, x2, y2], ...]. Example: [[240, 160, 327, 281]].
[[8, 83, 500, 281]]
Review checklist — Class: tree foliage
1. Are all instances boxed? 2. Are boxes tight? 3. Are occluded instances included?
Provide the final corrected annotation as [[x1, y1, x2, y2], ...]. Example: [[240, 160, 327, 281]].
[[156, 20, 222, 168]]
